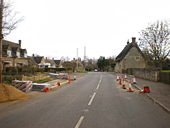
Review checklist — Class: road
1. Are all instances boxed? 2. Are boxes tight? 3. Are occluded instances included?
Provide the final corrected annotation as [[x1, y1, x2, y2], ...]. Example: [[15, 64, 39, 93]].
[[0, 72, 170, 128]]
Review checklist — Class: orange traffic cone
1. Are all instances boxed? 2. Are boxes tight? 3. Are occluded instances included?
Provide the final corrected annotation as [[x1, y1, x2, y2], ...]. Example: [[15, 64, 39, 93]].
[[57, 82, 61, 86], [68, 77, 71, 84], [122, 80, 126, 89], [127, 82, 134, 92], [124, 74, 127, 79], [139, 90, 144, 93], [132, 77, 136, 84], [116, 76, 120, 81], [119, 78, 122, 85]]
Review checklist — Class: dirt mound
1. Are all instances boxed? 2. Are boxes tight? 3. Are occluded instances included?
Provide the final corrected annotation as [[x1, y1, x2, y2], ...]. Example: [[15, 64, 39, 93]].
[[0, 84, 28, 103]]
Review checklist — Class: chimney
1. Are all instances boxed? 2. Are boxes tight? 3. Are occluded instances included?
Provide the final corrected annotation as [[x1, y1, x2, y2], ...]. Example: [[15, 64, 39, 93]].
[[32, 54, 34, 57], [18, 40, 22, 47], [127, 40, 129, 44], [132, 37, 136, 43]]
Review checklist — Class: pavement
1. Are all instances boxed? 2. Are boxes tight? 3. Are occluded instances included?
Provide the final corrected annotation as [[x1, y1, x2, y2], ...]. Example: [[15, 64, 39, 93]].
[[116, 73, 170, 114], [132, 77, 170, 113]]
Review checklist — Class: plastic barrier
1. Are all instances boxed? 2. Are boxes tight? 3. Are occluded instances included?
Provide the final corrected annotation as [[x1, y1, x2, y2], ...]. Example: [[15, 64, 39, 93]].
[[12, 80, 33, 92]]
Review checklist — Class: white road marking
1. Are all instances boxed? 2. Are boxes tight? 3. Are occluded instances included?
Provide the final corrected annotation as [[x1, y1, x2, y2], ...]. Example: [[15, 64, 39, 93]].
[[96, 75, 102, 90], [88, 92, 96, 106], [75, 116, 84, 128], [96, 84, 100, 90]]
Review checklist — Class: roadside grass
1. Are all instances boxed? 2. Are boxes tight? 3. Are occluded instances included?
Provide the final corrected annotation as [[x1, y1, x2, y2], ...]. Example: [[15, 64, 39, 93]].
[[77, 70, 88, 73], [161, 70, 170, 72], [33, 77, 52, 83]]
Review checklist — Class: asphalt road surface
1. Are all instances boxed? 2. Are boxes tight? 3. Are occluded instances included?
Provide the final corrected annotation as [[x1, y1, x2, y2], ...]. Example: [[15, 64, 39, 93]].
[[0, 72, 170, 128]]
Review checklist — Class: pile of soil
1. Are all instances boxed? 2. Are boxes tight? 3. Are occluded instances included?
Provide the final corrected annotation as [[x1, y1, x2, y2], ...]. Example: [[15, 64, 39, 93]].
[[0, 84, 28, 103]]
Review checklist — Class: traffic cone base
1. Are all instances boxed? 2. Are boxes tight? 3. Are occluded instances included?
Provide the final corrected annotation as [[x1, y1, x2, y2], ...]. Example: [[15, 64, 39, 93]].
[[128, 87, 134, 92], [122, 84, 126, 89], [139, 90, 144, 93], [43, 88, 49, 92], [57, 82, 61, 86]]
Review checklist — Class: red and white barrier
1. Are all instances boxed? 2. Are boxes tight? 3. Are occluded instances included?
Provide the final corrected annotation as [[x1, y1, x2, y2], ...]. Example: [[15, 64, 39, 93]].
[[12, 80, 33, 92]]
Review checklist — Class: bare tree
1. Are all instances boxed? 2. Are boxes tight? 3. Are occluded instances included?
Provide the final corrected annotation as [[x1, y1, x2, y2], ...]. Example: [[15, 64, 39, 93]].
[[3, 1, 23, 36], [139, 21, 170, 68], [0, 0, 23, 86]]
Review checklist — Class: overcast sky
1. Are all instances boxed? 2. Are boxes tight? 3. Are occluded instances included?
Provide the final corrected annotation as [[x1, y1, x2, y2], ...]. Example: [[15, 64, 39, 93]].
[[6, 0, 170, 60]]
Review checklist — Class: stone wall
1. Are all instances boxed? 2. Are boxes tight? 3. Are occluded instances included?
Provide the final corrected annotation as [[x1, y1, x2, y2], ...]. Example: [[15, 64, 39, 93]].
[[126, 68, 160, 81], [159, 72, 170, 84]]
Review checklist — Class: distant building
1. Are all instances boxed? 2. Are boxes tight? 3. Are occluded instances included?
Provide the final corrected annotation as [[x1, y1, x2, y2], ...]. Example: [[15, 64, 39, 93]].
[[44, 58, 56, 68], [54, 60, 62, 68], [30, 55, 59, 68], [115, 37, 146, 73], [2, 40, 28, 68]]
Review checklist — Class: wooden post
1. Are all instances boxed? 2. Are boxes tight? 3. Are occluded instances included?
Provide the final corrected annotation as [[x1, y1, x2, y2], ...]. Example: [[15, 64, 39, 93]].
[[0, 0, 4, 86]]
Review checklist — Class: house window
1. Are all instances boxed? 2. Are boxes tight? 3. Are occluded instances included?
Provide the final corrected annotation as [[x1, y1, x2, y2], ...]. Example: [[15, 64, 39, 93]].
[[17, 52, 20, 58], [7, 50, 11, 57], [24, 53, 27, 58], [135, 56, 140, 61]]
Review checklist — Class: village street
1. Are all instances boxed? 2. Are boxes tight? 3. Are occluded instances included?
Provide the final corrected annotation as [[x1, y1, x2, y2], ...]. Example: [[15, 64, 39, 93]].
[[0, 72, 170, 128]]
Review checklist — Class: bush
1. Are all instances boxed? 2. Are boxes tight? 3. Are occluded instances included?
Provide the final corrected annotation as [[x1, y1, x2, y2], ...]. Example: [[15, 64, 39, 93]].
[[3, 66, 44, 75], [33, 77, 52, 83], [3, 75, 22, 84]]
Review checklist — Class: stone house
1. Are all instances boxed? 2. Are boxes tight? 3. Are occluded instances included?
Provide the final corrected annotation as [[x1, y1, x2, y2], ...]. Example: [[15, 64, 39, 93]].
[[115, 37, 147, 73], [31, 55, 57, 68], [2, 40, 28, 68], [31, 55, 47, 68], [54, 60, 62, 68], [44, 58, 56, 68]]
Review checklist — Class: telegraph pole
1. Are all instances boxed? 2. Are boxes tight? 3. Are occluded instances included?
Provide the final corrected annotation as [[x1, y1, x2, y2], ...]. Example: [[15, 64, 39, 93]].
[[0, 0, 3, 86]]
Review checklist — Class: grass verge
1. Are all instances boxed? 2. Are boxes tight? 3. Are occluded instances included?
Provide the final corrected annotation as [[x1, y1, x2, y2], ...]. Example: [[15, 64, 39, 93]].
[[161, 70, 170, 72], [33, 77, 52, 83]]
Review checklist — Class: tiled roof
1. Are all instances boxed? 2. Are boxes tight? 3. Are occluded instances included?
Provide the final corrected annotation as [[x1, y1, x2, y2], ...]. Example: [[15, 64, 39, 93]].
[[45, 59, 56, 66], [28, 57, 38, 65], [2, 40, 20, 48], [33, 57, 44, 64], [115, 43, 133, 62]]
